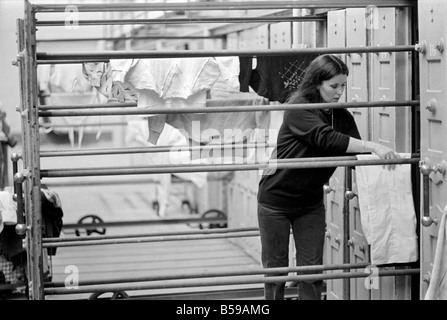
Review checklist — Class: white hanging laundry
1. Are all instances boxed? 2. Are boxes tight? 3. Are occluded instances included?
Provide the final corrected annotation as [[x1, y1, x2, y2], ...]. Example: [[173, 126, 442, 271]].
[[210, 56, 241, 99], [0, 189, 17, 227], [125, 120, 208, 217], [38, 64, 109, 148], [425, 206, 447, 300], [355, 153, 418, 265]]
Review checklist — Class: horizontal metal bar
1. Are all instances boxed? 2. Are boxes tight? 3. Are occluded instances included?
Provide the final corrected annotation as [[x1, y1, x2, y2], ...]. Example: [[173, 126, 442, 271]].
[[38, 102, 136, 110], [37, 59, 110, 65], [45, 226, 254, 243], [37, 35, 225, 42], [41, 174, 219, 188], [43, 268, 420, 295], [40, 122, 126, 129], [43, 230, 260, 248], [34, 1, 417, 13], [42, 178, 161, 187], [40, 143, 275, 157], [38, 97, 273, 110], [61, 217, 227, 230], [45, 262, 370, 288], [36, 45, 416, 61], [39, 100, 418, 117], [40, 157, 420, 178], [37, 15, 327, 27]]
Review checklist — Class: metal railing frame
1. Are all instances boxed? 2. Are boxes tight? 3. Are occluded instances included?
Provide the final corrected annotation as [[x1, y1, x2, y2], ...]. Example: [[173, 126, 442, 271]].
[[16, 0, 420, 300]]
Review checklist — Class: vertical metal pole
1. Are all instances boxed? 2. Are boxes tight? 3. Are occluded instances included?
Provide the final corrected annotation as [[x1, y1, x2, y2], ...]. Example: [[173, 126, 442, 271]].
[[11, 153, 24, 227], [16, 16, 34, 296], [22, 1, 44, 300], [12, 155, 18, 194], [0, 143, 7, 189], [342, 167, 352, 300], [13, 173, 25, 227]]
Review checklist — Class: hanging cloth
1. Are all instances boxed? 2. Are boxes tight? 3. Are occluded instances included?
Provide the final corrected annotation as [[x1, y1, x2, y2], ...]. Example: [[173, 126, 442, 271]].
[[355, 153, 418, 265], [425, 206, 447, 300]]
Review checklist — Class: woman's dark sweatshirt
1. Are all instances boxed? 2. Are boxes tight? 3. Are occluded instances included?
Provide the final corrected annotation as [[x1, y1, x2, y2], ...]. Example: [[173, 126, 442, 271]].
[[258, 105, 361, 209]]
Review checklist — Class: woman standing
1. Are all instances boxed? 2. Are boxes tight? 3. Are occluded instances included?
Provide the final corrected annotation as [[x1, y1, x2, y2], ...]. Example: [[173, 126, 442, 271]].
[[257, 54, 400, 300]]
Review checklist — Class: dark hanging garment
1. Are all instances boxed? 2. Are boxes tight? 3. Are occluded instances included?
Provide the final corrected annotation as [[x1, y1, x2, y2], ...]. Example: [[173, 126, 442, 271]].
[[41, 188, 64, 256], [0, 225, 26, 261], [238, 56, 254, 93], [239, 54, 320, 103]]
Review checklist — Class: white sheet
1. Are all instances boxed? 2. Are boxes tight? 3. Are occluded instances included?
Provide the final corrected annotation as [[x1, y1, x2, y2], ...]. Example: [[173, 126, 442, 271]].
[[355, 153, 418, 265]]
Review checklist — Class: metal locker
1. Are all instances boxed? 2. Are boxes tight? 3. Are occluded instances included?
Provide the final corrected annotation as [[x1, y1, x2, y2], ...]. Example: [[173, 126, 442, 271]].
[[226, 32, 238, 50], [371, 8, 412, 152], [346, 8, 370, 141], [324, 169, 346, 300], [239, 27, 257, 50], [328, 9, 348, 104], [345, 8, 373, 300], [270, 22, 292, 49], [370, 7, 414, 301], [348, 171, 371, 300], [418, 0, 447, 299], [256, 24, 269, 50], [204, 30, 223, 51], [326, 9, 348, 300]]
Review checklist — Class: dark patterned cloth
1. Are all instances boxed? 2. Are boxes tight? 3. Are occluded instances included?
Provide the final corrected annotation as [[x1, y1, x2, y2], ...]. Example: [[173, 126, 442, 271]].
[[239, 54, 320, 103]]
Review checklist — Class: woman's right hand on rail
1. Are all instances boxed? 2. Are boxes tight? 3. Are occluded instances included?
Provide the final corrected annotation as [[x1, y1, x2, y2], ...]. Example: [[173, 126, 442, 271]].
[[372, 143, 400, 170]]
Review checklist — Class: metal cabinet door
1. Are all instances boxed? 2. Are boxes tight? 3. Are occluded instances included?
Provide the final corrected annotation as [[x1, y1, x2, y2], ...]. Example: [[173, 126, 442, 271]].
[[325, 168, 346, 300], [371, 7, 412, 153], [346, 8, 370, 141], [370, 7, 414, 300], [325, 10, 348, 300], [328, 9, 347, 103], [239, 27, 257, 50], [226, 32, 238, 50], [270, 22, 292, 49], [418, 0, 447, 299], [348, 170, 371, 300], [256, 24, 269, 50], [345, 8, 371, 300]]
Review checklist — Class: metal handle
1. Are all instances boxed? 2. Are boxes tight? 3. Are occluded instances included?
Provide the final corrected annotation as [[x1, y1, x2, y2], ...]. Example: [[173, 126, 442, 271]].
[[324, 184, 335, 194], [425, 99, 437, 114], [11, 153, 22, 196], [13, 172, 26, 236], [345, 190, 357, 200], [415, 40, 427, 54], [419, 160, 445, 227], [423, 272, 431, 284], [435, 39, 444, 53], [347, 238, 354, 247]]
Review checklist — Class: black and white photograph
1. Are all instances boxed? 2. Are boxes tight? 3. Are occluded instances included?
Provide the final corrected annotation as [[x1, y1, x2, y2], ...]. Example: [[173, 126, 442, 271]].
[[0, 0, 444, 309]]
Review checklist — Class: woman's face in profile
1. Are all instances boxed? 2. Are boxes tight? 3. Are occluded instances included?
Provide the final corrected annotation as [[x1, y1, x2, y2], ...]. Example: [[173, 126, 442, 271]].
[[318, 74, 347, 103]]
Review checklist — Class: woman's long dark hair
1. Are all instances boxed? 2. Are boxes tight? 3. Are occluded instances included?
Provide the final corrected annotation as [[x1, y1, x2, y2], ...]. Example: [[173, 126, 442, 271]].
[[286, 54, 349, 104]]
